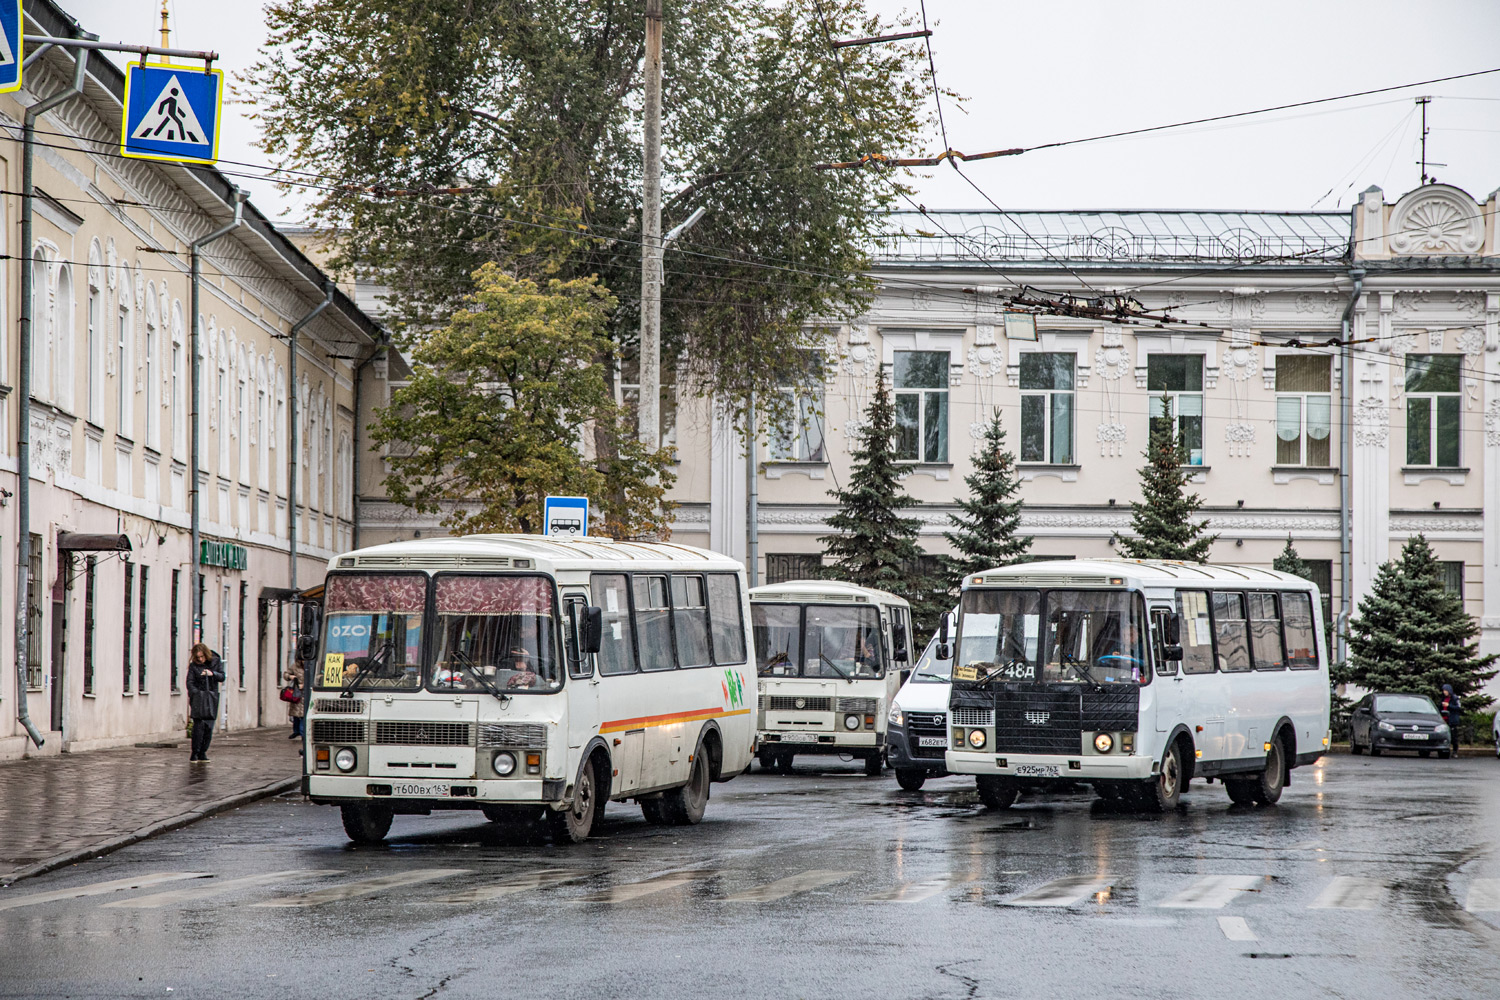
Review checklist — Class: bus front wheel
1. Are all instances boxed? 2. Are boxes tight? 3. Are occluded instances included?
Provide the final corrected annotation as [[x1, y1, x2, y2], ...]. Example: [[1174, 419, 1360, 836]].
[[341, 802, 393, 844], [976, 776, 1018, 810], [1141, 743, 1183, 812], [549, 759, 599, 843], [864, 753, 884, 777]]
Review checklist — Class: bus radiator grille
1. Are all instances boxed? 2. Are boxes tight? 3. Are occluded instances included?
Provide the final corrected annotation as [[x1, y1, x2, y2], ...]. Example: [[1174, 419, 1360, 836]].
[[479, 723, 548, 748], [836, 697, 878, 715], [311, 720, 367, 744], [994, 692, 1080, 754], [950, 707, 995, 728], [312, 698, 365, 714], [373, 722, 474, 746], [767, 696, 832, 712]]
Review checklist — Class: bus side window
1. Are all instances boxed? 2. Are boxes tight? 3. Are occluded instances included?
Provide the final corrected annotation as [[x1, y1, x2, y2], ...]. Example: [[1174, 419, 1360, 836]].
[[591, 574, 637, 676], [670, 574, 713, 668], [1211, 592, 1252, 673], [1175, 590, 1216, 675], [635, 575, 676, 671], [1247, 592, 1285, 670], [706, 574, 746, 665], [563, 595, 590, 679], [1281, 592, 1318, 669]]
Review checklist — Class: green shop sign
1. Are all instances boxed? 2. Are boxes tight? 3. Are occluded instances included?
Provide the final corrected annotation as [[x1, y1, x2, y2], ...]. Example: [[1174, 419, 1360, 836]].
[[199, 540, 249, 571]]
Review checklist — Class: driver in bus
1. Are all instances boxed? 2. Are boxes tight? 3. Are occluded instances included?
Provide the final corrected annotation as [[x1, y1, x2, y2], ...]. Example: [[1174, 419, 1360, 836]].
[[504, 647, 540, 689], [1101, 622, 1146, 683]]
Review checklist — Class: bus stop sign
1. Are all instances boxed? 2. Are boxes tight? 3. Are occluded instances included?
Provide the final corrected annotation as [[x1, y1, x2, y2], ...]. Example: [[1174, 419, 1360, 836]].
[[121, 62, 223, 164], [0, 1, 21, 95], [543, 496, 588, 538]]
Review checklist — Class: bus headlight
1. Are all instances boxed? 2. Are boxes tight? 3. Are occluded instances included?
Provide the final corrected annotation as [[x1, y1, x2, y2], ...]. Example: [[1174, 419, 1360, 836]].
[[967, 729, 987, 749], [1093, 733, 1113, 754], [493, 751, 518, 776], [888, 705, 904, 728], [334, 747, 357, 772], [843, 714, 861, 731]]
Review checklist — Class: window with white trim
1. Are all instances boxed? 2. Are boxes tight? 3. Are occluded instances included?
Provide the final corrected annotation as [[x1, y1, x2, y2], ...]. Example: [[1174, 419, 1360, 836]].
[[1275, 355, 1331, 466], [768, 350, 826, 462], [1019, 352, 1075, 464], [117, 302, 132, 433], [894, 350, 948, 463], [1404, 354, 1461, 467], [1147, 354, 1203, 465]]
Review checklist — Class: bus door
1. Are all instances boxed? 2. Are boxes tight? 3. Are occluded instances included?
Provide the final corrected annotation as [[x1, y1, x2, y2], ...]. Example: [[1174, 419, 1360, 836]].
[[561, 591, 598, 753], [1150, 603, 1183, 734]]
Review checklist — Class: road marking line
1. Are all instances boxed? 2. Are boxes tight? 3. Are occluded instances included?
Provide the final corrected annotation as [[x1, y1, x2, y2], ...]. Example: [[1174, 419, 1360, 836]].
[[1002, 875, 1113, 907], [1158, 875, 1264, 909], [252, 868, 470, 907], [1217, 916, 1257, 941], [723, 870, 854, 902], [1308, 876, 1384, 910], [574, 869, 717, 904], [1464, 879, 1500, 912], [0, 872, 213, 912], [429, 870, 591, 903], [101, 870, 342, 908], [863, 876, 961, 903]]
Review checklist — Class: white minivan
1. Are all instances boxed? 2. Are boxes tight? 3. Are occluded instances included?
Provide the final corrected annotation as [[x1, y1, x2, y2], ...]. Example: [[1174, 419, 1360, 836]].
[[886, 612, 954, 790]]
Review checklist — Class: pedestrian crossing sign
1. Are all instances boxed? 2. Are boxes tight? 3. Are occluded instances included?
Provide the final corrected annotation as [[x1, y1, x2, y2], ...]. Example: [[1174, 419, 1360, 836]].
[[121, 62, 223, 165], [0, 0, 22, 95]]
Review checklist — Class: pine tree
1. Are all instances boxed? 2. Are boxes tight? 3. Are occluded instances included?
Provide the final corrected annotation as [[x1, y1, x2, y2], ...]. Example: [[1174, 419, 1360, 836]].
[[1118, 395, 1217, 562], [1346, 534, 1496, 709], [1272, 535, 1310, 580], [942, 409, 1032, 590], [821, 368, 939, 626]]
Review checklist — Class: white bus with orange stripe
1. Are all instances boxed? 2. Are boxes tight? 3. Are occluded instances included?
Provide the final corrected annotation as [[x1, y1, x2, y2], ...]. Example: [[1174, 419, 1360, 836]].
[[301, 535, 755, 843]]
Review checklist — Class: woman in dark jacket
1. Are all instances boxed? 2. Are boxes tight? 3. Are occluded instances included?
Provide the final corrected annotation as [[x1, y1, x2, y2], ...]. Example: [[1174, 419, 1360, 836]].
[[1441, 684, 1463, 744], [186, 643, 226, 762]]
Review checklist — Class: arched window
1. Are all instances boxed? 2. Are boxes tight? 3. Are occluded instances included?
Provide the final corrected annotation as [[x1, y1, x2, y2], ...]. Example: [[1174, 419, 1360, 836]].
[[170, 302, 185, 458], [30, 250, 48, 400], [320, 397, 331, 514], [54, 264, 74, 411], [238, 344, 250, 482], [275, 366, 287, 496], [117, 274, 133, 435], [144, 284, 159, 448], [256, 358, 268, 487], [217, 328, 229, 473], [87, 243, 104, 422], [337, 431, 352, 520]]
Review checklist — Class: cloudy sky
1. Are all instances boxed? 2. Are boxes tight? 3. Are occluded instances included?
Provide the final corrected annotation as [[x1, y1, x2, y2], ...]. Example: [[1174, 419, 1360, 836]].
[[69, 0, 1500, 221]]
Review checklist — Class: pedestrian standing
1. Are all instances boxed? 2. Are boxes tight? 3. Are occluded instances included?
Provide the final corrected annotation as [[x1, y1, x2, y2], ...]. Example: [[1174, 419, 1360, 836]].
[[1440, 684, 1463, 748], [186, 643, 225, 762], [284, 660, 306, 739]]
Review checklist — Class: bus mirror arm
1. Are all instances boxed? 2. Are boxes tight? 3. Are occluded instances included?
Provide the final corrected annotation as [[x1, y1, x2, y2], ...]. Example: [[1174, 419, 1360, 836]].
[[581, 607, 604, 654]]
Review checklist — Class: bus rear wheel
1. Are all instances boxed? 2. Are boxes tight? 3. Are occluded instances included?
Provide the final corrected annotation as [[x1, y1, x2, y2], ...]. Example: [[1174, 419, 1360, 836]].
[[549, 759, 599, 843], [1251, 737, 1286, 805], [660, 749, 711, 826], [1223, 777, 1257, 806], [895, 768, 927, 791], [976, 776, 1018, 810], [341, 802, 393, 844]]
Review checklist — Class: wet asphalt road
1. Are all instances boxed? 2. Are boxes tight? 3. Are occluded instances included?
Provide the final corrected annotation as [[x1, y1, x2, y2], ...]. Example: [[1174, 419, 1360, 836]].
[[4, 752, 1500, 1000]]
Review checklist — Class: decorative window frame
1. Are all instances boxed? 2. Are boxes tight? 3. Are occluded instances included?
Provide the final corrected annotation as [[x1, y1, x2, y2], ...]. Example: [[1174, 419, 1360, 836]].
[[1006, 329, 1093, 388], [1260, 338, 1342, 392], [878, 328, 966, 386], [1130, 331, 1220, 389]]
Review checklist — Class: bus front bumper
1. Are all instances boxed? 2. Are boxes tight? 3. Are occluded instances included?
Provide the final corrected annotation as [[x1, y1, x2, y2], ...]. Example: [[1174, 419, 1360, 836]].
[[306, 774, 566, 805], [945, 749, 1155, 781], [758, 731, 881, 753]]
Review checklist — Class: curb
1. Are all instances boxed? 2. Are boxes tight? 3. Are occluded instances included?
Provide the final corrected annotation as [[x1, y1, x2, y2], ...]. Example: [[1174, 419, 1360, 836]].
[[0, 775, 300, 886]]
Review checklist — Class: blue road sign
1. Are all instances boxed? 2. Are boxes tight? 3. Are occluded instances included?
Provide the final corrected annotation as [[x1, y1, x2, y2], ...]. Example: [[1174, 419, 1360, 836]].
[[121, 62, 223, 164], [0, 1, 22, 95], [543, 496, 589, 538]]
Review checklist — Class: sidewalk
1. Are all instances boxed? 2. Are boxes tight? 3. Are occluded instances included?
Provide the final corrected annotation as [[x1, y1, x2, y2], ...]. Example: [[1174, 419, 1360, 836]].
[[0, 727, 302, 884]]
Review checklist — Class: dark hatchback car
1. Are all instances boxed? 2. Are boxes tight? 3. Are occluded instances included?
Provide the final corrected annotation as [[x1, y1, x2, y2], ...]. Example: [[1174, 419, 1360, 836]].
[[1349, 692, 1453, 758]]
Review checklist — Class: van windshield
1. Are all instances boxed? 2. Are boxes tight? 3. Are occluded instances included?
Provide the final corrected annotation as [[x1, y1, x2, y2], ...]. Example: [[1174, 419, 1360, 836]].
[[318, 574, 425, 690]]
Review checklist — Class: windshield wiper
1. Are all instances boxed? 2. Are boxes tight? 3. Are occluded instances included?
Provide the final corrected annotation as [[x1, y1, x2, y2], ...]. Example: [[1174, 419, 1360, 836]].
[[447, 648, 509, 701], [818, 651, 854, 683], [1061, 653, 1104, 693], [341, 639, 391, 698]]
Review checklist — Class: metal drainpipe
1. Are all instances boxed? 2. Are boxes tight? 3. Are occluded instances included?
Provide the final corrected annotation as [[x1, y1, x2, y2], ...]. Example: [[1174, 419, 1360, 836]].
[[189, 190, 245, 648], [287, 282, 335, 590], [14, 44, 92, 748], [350, 333, 389, 552], [1336, 267, 1366, 664]]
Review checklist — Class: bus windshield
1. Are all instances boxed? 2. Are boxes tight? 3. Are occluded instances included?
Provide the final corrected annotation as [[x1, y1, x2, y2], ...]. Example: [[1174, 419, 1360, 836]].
[[957, 589, 1147, 685], [432, 575, 560, 693], [751, 603, 884, 679], [318, 574, 425, 690]]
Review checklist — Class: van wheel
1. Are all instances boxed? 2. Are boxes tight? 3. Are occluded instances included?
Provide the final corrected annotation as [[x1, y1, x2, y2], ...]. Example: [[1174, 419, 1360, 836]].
[[864, 753, 884, 777], [976, 776, 1018, 810], [1141, 742, 1183, 812], [1252, 737, 1286, 805], [895, 768, 927, 791], [660, 748, 711, 826], [548, 758, 599, 843], [1223, 776, 1257, 806], [340, 803, 393, 844]]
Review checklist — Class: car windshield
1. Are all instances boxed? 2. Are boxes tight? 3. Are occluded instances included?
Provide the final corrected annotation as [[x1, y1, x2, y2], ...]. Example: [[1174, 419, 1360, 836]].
[[1376, 694, 1438, 715], [318, 574, 425, 690], [956, 589, 1146, 685], [432, 575, 560, 693]]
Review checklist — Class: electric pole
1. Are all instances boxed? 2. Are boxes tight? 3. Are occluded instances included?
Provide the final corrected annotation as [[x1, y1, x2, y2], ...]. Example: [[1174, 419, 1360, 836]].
[[639, 0, 663, 455], [1417, 95, 1431, 185]]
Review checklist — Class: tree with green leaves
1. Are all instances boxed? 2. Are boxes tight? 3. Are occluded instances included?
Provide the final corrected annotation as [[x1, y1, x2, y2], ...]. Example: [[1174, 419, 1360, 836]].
[[821, 368, 937, 625], [1345, 533, 1496, 709], [942, 409, 1031, 590], [1119, 396, 1217, 562], [249, 0, 937, 418], [1272, 535, 1310, 579], [369, 263, 673, 537]]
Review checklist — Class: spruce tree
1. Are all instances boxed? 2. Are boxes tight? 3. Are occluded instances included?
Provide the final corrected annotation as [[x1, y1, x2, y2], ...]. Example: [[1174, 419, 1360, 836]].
[[1346, 534, 1496, 708], [1272, 535, 1310, 580], [821, 367, 938, 626], [1118, 395, 1217, 562], [942, 409, 1032, 590]]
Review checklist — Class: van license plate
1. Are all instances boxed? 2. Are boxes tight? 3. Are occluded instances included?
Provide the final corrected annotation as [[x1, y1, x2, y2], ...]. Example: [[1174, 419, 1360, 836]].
[[391, 782, 450, 796], [1401, 733, 1427, 741], [918, 737, 948, 747]]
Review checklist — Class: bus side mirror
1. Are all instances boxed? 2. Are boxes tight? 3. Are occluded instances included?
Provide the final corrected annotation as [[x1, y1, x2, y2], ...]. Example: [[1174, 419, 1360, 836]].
[[300, 602, 321, 639], [1162, 646, 1183, 662], [581, 607, 604, 654], [893, 647, 909, 663], [936, 612, 951, 662], [1165, 615, 1182, 646], [296, 634, 318, 662]]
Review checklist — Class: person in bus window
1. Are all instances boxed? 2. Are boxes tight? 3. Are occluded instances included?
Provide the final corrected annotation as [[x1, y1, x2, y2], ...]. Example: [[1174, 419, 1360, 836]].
[[505, 648, 540, 689], [1100, 621, 1146, 683]]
